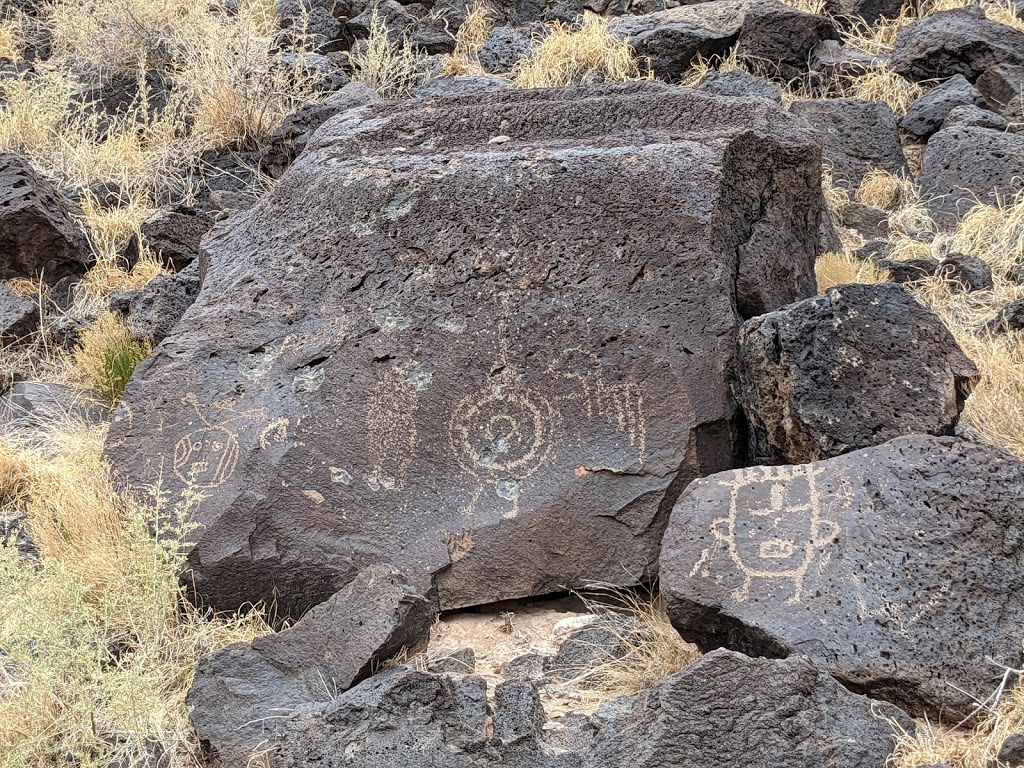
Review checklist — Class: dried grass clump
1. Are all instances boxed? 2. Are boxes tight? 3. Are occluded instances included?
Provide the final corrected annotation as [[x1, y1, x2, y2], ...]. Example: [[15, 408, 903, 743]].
[[889, 665, 1024, 768], [840, 66, 925, 115], [513, 16, 649, 89], [778, 0, 827, 14], [440, 1, 495, 76], [0, 420, 272, 768], [816, 251, 892, 291], [945, 192, 1024, 279], [561, 584, 701, 702], [348, 11, 430, 99], [0, 17, 23, 60], [857, 169, 915, 211]]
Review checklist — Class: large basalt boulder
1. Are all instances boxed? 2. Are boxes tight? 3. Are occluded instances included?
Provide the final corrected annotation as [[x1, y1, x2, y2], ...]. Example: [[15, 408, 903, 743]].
[[0, 153, 91, 281], [735, 3, 837, 79], [609, 1, 749, 81], [920, 124, 1024, 225], [188, 565, 436, 766], [790, 98, 906, 187], [900, 74, 987, 140], [120, 261, 202, 345], [124, 206, 214, 272], [660, 435, 1024, 720], [104, 83, 823, 617], [890, 7, 1024, 82], [587, 650, 911, 768], [736, 283, 979, 464]]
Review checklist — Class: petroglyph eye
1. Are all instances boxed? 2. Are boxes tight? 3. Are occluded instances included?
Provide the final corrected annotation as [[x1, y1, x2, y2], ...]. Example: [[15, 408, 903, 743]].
[[758, 538, 797, 560]]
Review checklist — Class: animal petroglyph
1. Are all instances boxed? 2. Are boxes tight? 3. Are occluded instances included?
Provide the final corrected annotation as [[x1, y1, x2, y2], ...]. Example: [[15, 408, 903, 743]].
[[173, 395, 277, 489], [698, 465, 840, 605], [365, 364, 421, 491]]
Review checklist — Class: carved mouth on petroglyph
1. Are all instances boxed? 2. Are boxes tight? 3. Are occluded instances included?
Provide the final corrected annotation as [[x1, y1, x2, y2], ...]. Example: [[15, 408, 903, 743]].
[[758, 538, 797, 560]]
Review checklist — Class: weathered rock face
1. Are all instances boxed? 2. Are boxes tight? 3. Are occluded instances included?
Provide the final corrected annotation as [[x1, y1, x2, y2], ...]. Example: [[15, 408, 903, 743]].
[[890, 7, 1024, 82], [0, 284, 38, 343], [977, 63, 1024, 122], [124, 207, 214, 272], [789, 98, 906, 187], [121, 261, 202, 345], [736, 283, 979, 464], [105, 83, 823, 617], [587, 650, 911, 768], [0, 153, 91, 281], [188, 565, 436, 766], [243, 650, 909, 767], [660, 435, 1024, 720], [921, 124, 1024, 224], [610, 2, 746, 81], [900, 74, 987, 140]]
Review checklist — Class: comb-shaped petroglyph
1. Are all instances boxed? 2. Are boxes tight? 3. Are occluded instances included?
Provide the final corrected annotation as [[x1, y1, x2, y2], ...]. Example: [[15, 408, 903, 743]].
[[694, 465, 841, 605], [364, 363, 421, 491]]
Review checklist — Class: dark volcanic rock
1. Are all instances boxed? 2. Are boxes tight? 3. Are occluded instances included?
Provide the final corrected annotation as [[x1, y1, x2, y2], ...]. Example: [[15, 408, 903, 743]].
[[890, 7, 1024, 82], [937, 251, 994, 292], [587, 650, 911, 768], [0, 284, 37, 343], [1000, 733, 1024, 767], [478, 25, 533, 74], [549, 625, 629, 681], [876, 256, 939, 284], [736, 3, 837, 79], [610, 1, 747, 81], [660, 435, 1024, 720], [941, 102, 1009, 131], [921, 125, 1024, 224], [187, 565, 436, 767], [900, 75, 987, 140], [822, 0, 901, 24], [736, 283, 978, 464], [0, 153, 91, 281], [104, 83, 823, 617], [696, 68, 782, 103], [262, 83, 383, 179], [0, 381, 108, 428], [411, 75, 513, 98], [267, 667, 561, 767], [790, 98, 906, 187], [985, 297, 1024, 333], [123, 261, 202, 344], [124, 207, 214, 272], [976, 63, 1024, 122], [837, 201, 890, 239]]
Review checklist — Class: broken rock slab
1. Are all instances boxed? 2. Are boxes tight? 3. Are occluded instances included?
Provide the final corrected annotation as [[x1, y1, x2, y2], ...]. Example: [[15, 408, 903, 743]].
[[105, 82, 824, 618], [587, 650, 911, 768], [736, 283, 979, 464], [660, 434, 1024, 720], [0, 153, 91, 281], [187, 565, 435, 767]]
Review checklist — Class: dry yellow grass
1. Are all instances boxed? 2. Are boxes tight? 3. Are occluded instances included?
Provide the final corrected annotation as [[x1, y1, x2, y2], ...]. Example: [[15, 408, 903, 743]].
[[890, 665, 1024, 768], [513, 16, 649, 89], [71, 311, 152, 407], [816, 251, 892, 291], [348, 11, 430, 99], [559, 584, 702, 702], [857, 169, 915, 211], [0, 419, 272, 768], [0, 17, 22, 60], [440, 1, 494, 76], [839, 66, 925, 115], [945, 192, 1024, 279]]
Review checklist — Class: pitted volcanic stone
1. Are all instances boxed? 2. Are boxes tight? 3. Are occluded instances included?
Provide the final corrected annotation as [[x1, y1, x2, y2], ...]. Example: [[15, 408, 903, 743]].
[[104, 82, 823, 617], [736, 283, 979, 464], [660, 435, 1024, 720], [0, 153, 91, 280]]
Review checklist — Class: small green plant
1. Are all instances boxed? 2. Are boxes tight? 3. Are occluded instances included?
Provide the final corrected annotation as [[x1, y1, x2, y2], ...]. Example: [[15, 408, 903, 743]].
[[72, 312, 152, 408]]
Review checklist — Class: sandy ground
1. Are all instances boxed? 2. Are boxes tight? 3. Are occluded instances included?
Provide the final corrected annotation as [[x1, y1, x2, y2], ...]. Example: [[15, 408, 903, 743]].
[[426, 593, 606, 718]]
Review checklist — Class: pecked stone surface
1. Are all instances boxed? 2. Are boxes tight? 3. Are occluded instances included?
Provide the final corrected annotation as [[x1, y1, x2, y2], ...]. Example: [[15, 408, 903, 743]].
[[105, 82, 823, 617], [660, 434, 1024, 720]]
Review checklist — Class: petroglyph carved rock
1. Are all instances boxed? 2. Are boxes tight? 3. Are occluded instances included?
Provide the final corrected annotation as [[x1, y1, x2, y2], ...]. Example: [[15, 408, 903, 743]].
[[105, 82, 823, 617]]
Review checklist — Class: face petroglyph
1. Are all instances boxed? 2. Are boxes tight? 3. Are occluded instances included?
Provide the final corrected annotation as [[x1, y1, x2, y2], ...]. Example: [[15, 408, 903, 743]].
[[703, 466, 841, 605]]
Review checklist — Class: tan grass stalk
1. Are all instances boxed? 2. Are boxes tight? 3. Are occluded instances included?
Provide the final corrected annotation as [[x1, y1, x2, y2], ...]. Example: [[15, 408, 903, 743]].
[[348, 11, 430, 100], [440, 1, 495, 76], [816, 251, 892, 291], [513, 16, 649, 89]]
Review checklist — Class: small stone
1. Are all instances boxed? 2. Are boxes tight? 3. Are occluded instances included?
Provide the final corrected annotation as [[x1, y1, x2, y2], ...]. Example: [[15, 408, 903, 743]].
[[938, 252, 994, 292], [426, 647, 476, 674]]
